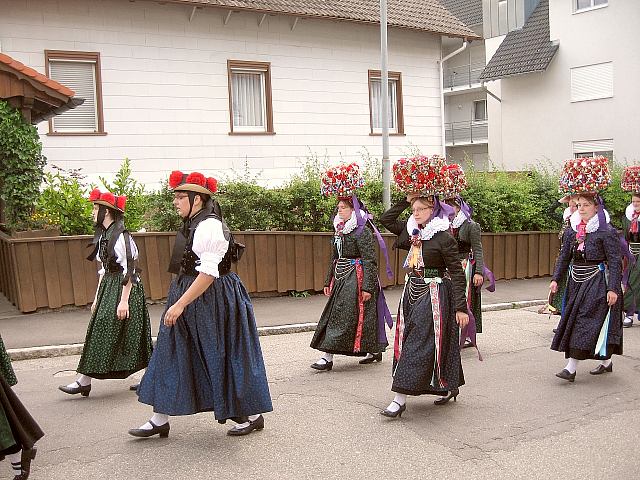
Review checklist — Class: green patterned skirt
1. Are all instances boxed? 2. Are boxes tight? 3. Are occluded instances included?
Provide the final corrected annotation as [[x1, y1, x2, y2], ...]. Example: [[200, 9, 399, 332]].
[[0, 335, 17, 387], [77, 272, 153, 379]]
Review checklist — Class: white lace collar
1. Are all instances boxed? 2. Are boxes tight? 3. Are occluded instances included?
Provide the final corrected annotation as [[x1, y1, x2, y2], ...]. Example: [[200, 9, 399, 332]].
[[406, 214, 451, 240], [451, 210, 467, 229], [626, 203, 640, 221], [562, 207, 573, 221], [570, 209, 610, 233], [334, 209, 366, 235]]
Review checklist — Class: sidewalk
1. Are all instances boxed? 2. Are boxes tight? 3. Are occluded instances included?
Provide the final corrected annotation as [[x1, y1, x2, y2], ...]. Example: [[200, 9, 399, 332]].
[[1, 277, 551, 351]]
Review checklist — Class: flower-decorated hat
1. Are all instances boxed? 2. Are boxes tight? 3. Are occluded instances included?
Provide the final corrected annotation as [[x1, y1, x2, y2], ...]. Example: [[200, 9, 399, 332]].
[[321, 162, 364, 198], [558, 156, 611, 196], [392, 154, 448, 195], [440, 163, 468, 199], [621, 165, 640, 193], [169, 170, 218, 196], [88, 188, 126, 213]]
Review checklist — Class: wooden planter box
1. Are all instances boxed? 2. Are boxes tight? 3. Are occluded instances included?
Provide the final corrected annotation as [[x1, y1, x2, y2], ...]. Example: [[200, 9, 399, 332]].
[[0, 230, 560, 313]]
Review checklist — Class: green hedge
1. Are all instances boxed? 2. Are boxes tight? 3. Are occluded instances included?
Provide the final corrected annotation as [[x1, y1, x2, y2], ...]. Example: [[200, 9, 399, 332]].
[[26, 157, 635, 235]]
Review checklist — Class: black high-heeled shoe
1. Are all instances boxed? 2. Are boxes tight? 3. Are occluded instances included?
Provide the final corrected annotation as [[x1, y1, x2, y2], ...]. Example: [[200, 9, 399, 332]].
[[310, 359, 333, 371], [555, 369, 576, 382], [227, 415, 265, 436], [359, 352, 382, 364], [58, 382, 91, 397], [128, 420, 170, 438], [380, 401, 406, 418], [434, 388, 459, 405], [589, 362, 613, 375]]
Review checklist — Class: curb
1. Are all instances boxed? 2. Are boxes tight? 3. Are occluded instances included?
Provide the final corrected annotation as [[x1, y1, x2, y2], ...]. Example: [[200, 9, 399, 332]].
[[7, 299, 546, 362]]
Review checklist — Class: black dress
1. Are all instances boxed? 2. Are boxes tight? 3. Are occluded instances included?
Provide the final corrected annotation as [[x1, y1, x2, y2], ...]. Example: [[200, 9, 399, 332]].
[[551, 223, 623, 360], [311, 225, 388, 355], [380, 200, 467, 396]]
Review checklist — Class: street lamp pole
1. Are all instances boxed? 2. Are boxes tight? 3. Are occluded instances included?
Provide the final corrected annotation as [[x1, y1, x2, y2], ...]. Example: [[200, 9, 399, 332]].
[[380, 0, 391, 210]]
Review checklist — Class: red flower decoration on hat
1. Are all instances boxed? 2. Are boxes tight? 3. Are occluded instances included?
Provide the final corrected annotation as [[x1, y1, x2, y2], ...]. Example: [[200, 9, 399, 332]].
[[621, 166, 640, 193], [206, 177, 218, 193], [100, 192, 116, 205], [169, 170, 184, 189], [89, 188, 101, 201], [185, 172, 206, 187], [116, 196, 127, 211]]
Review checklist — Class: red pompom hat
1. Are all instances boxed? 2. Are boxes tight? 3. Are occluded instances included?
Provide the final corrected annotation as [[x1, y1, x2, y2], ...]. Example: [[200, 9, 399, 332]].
[[169, 170, 218, 196], [88, 188, 126, 213]]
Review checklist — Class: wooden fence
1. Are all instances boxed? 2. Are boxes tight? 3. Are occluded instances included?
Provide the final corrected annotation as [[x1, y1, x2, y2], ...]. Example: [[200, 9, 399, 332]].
[[0, 230, 560, 313]]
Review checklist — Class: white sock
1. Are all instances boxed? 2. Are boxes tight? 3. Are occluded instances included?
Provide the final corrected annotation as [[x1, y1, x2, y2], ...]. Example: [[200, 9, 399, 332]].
[[233, 414, 261, 429], [601, 359, 612, 367], [139, 413, 169, 430], [8, 452, 21, 474], [385, 393, 407, 412], [322, 353, 334, 362], [565, 358, 579, 374], [363, 353, 374, 360]]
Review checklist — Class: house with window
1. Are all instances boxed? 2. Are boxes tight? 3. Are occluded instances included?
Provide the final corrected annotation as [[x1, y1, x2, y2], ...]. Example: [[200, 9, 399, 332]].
[[0, 0, 478, 186], [480, 0, 637, 168]]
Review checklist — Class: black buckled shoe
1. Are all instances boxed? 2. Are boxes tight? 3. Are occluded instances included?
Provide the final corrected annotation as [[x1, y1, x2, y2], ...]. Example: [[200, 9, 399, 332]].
[[12, 447, 37, 480], [128, 420, 170, 438], [227, 415, 264, 436], [555, 369, 576, 382], [380, 401, 406, 418], [589, 362, 613, 375], [310, 359, 333, 371], [58, 382, 91, 397], [359, 353, 382, 364]]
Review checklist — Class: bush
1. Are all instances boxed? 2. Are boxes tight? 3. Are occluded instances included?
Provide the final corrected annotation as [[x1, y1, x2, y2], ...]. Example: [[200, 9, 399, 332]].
[[99, 158, 146, 232], [142, 181, 181, 232], [35, 166, 93, 235], [0, 100, 46, 231]]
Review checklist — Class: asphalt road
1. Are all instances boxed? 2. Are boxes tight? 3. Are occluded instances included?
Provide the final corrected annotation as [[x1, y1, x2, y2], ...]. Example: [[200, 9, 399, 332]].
[[8, 306, 640, 479]]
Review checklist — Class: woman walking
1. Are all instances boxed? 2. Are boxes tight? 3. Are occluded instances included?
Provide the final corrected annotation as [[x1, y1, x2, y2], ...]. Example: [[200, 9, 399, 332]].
[[130, 171, 272, 438], [59, 189, 152, 396], [379, 155, 469, 417], [551, 157, 623, 381], [0, 335, 43, 480], [310, 163, 392, 370], [621, 166, 640, 328]]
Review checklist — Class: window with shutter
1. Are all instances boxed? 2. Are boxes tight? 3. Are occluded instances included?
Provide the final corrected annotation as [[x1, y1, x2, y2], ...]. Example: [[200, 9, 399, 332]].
[[572, 139, 614, 160], [368, 70, 404, 135], [570, 62, 613, 102], [227, 60, 274, 134], [45, 51, 104, 135]]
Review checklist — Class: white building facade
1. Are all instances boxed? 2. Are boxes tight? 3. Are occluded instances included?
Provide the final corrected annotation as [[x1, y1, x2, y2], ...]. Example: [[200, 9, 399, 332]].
[[0, 0, 476, 187]]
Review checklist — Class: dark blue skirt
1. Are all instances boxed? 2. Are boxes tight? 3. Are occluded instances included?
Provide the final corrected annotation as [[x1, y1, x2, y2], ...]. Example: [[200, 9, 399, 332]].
[[137, 272, 273, 421]]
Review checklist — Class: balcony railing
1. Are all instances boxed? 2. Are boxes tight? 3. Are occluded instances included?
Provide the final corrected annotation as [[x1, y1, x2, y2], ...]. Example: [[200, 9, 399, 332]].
[[444, 62, 486, 89], [445, 120, 488, 145]]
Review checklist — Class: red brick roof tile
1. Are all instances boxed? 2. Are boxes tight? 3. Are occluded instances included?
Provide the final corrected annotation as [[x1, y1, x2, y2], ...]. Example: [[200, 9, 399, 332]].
[[0, 53, 75, 98]]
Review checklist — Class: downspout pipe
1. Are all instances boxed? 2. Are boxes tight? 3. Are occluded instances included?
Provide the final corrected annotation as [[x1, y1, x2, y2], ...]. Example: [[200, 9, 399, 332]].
[[439, 39, 468, 157]]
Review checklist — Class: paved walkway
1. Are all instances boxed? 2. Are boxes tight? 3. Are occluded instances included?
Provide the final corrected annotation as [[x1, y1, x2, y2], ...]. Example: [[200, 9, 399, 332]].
[[0, 277, 551, 349]]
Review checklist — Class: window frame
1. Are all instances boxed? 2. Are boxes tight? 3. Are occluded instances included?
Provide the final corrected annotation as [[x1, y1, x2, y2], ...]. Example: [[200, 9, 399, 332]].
[[227, 60, 274, 135], [473, 99, 487, 121], [367, 70, 405, 136], [45, 50, 105, 136], [573, 0, 608, 14]]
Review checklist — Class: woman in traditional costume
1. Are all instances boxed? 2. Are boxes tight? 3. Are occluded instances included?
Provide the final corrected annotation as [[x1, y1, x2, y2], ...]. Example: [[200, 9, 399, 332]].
[[310, 163, 392, 370], [130, 171, 272, 438], [0, 335, 43, 479], [620, 166, 640, 328], [443, 164, 494, 350], [379, 155, 469, 417], [551, 157, 623, 381], [59, 189, 152, 397]]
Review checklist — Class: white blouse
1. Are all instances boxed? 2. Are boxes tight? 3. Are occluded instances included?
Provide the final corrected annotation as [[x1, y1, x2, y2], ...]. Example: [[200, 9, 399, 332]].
[[97, 233, 139, 275], [192, 217, 229, 278]]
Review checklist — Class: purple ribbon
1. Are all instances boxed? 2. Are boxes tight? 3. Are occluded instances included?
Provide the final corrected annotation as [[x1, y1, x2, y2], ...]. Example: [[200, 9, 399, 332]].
[[458, 196, 473, 220], [352, 195, 367, 235], [460, 307, 483, 361], [596, 195, 607, 232], [483, 265, 496, 292], [377, 281, 393, 343], [352, 195, 393, 280], [620, 234, 636, 291], [429, 196, 455, 221]]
